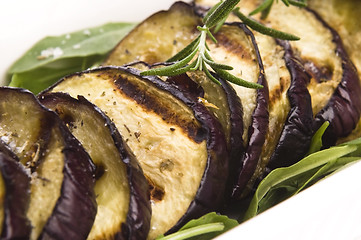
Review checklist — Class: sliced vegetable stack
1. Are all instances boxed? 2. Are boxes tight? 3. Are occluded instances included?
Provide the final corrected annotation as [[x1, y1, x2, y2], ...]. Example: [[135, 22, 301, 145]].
[[1, 0, 361, 240], [104, 1, 315, 199], [38, 92, 151, 240], [0, 88, 97, 239], [40, 66, 229, 239]]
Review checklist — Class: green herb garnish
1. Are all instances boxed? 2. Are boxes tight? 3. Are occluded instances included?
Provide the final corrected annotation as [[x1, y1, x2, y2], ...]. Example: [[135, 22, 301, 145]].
[[250, 0, 307, 19], [7, 22, 136, 94], [243, 122, 361, 220], [233, 7, 300, 40], [156, 212, 238, 240], [141, 0, 306, 88], [140, 0, 261, 88]]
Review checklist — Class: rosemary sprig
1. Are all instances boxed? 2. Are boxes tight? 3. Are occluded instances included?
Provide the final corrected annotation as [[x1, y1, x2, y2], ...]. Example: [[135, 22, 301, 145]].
[[141, 0, 263, 88], [233, 7, 300, 40], [250, 0, 307, 18], [141, 0, 306, 88]]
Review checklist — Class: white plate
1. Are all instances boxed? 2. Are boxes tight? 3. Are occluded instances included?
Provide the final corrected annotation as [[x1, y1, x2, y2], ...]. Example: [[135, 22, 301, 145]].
[[1, 1, 361, 239]]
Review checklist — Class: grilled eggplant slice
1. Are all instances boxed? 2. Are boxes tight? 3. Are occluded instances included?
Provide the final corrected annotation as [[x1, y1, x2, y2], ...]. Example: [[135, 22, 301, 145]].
[[195, 0, 361, 186], [106, 2, 243, 199], [39, 92, 151, 240], [167, 71, 244, 198], [104, 2, 200, 66], [104, 2, 270, 200], [308, 9, 361, 147], [41, 66, 229, 239], [227, 0, 361, 147], [307, 0, 361, 143], [105, 1, 311, 199], [266, 40, 313, 170], [0, 87, 97, 240], [0, 146, 31, 239], [0, 88, 52, 167], [308, 0, 361, 78]]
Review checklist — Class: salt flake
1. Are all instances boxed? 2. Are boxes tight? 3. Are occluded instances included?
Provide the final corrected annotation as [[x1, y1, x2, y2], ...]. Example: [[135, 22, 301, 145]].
[[38, 47, 64, 59], [73, 44, 81, 49], [83, 29, 91, 36]]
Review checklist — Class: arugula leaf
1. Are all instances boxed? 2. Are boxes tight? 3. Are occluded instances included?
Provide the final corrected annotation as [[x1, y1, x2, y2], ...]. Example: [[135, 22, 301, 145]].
[[7, 22, 136, 93], [243, 138, 361, 221], [9, 56, 101, 94], [306, 121, 329, 155], [156, 212, 238, 240]]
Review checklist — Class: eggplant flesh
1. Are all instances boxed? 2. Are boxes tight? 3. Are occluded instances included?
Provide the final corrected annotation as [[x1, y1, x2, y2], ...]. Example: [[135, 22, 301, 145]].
[[0, 87, 97, 240], [39, 92, 151, 240], [104, 2, 200, 66], [267, 40, 313, 170], [0, 149, 31, 239], [232, 0, 361, 147], [307, 0, 361, 79], [105, 2, 270, 200], [307, 0, 361, 143], [196, 0, 360, 180], [0, 88, 52, 167], [105, 2, 244, 199], [42, 66, 228, 239]]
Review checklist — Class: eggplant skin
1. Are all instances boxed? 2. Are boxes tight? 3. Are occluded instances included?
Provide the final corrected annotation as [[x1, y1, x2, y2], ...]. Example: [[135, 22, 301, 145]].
[[0, 87, 97, 240], [39, 92, 151, 240], [267, 40, 313, 169], [229, 24, 269, 199], [38, 121, 97, 240], [167, 72, 244, 201], [309, 9, 361, 147], [41, 66, 229, 237], [120, 67, 229, 216], [141, 68, 230, 234], [0, 150, 31, 240], [106, 0, 243, 202], [0, 87, 53, 168]]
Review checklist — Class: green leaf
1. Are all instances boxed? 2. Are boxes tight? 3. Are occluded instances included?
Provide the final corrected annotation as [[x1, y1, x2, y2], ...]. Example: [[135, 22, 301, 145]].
[[157, 223, 224, 240], [306, 121, 330, 155], [244, 143, 360, 220], [8, 22, 136, 73], [157, 212, 238, 240], [8, 55, 104, 94]]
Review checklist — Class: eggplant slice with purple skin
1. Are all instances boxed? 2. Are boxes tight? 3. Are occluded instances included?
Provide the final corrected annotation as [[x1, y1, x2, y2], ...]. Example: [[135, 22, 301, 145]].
[[104, 4, 244, 176], [104, 1, 313, 200], [0, 87, 97, 240], [40, 66, 229, 239], [306, 0, 361, 143], [104, 1, 267, 200], [0, 145, 31, 239], [227, 0, 361, 148], [264, 39, 314, 170], [39, 92, 151, 240]]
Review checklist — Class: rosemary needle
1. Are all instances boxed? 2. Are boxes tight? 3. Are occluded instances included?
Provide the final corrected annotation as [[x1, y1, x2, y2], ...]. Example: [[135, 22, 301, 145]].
[[233, 7, 300, 41]]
